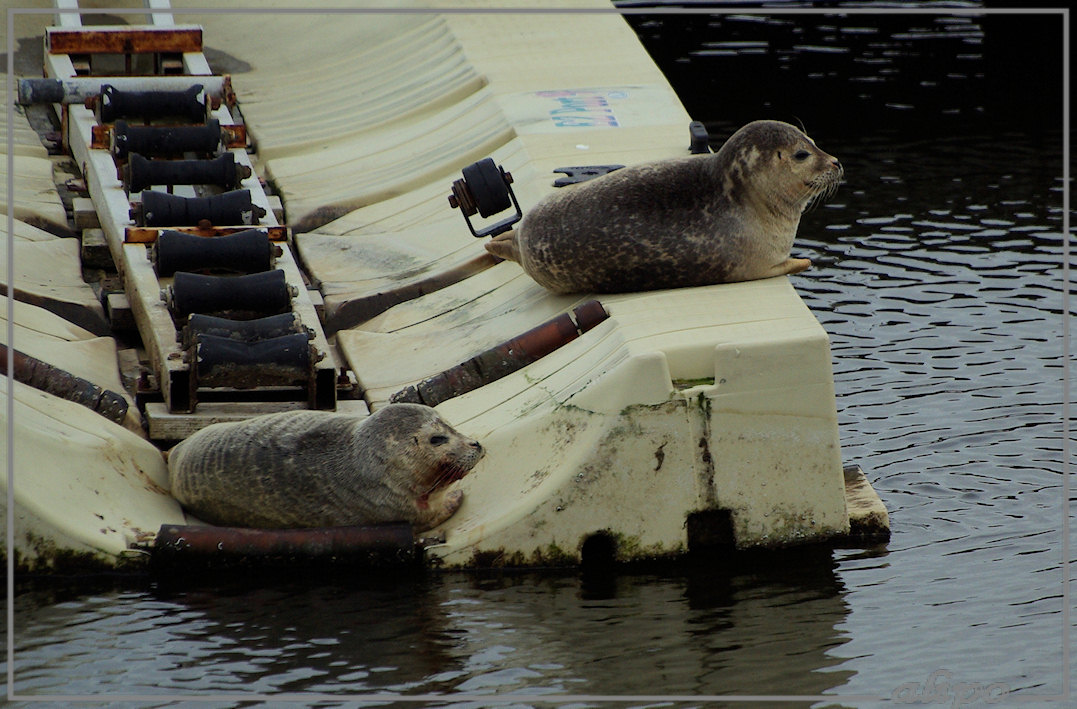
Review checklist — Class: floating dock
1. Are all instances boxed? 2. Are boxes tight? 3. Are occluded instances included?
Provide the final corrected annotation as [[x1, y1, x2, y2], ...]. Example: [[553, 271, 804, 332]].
[[4, 0, 888, 573]]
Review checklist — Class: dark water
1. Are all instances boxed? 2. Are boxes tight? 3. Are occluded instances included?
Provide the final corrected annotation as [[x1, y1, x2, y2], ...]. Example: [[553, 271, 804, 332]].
[[8, 6, 1071, 706]]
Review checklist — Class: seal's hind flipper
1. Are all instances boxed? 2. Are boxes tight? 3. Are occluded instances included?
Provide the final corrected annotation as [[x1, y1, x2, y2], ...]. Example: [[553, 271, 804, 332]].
[[484, 230, 521, 263], [766, 257, 812, 278]]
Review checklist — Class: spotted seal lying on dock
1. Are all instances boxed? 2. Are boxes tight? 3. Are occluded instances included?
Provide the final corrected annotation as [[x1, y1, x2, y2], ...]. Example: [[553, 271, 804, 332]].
[[485, 119, 843, 293], [167, 404, 484, 532]]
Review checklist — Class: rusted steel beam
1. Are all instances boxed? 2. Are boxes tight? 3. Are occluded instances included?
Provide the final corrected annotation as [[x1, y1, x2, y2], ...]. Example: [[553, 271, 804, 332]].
[[151, 523, 420, 569], [390, 299, 610, 407], [0, 343, 129, 425], [46, 25, 202, 55]]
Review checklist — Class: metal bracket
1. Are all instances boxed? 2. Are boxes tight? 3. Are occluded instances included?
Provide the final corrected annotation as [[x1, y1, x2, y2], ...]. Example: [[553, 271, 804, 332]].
[[448, 158, 523, 238], [689, 120, 711, 154], [552, 164, 624, 187]]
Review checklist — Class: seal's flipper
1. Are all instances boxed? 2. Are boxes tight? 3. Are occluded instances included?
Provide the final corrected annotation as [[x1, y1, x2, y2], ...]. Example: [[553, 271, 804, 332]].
[[768, 257, 812, 277], [484, 230, 521, 263]]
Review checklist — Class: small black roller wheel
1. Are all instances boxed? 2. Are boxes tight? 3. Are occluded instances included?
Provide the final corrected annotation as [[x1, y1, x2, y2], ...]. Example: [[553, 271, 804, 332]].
[[462, 158, 511, 218]]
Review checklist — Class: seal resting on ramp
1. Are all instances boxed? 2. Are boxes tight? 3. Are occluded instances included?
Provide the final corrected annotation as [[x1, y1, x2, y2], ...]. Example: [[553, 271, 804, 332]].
[[485, 119, 843, 293], [167, 403, 484, 532]]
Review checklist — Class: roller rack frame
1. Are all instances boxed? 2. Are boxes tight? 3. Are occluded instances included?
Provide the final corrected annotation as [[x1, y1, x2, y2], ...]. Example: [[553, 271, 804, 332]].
[[41, 2, 344, 439]]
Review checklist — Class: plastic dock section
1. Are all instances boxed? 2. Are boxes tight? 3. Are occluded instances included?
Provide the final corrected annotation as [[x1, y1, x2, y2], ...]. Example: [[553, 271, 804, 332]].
[[6, 0, 888, 572]]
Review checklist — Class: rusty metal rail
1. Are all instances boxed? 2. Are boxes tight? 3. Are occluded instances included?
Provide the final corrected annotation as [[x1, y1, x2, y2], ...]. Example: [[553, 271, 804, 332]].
[[151, 523, 421, 570], [391, 299, 610, 407], [0, 343, 129, 425]]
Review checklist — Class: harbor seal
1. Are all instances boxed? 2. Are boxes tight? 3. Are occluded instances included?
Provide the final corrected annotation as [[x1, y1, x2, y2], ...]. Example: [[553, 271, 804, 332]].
[[485, 119, 843, 293], [167, 404, 484, 531]]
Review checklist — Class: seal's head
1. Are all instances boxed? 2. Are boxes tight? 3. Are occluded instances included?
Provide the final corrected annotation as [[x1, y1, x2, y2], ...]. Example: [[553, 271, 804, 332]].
[[714, 119, 843, 219], [368, 403, 485, 509]]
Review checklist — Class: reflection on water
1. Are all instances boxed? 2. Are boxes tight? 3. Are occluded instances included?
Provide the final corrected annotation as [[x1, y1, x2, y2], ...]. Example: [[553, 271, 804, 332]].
[[9, 6, 1070, 706], [14, 555, 854, 703]]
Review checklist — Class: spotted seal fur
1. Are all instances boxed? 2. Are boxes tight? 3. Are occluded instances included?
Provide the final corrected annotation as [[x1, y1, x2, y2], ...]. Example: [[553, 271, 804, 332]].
[[485, 119, 842, 293], [167, 404, 484, 531]]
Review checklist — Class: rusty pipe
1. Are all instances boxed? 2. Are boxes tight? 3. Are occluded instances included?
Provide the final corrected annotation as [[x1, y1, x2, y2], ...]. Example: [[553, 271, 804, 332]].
[[17, 76, 232, 106], [391, 299, 609, 407], [151, 523, 419, 568], [0, 343, 129, 425]]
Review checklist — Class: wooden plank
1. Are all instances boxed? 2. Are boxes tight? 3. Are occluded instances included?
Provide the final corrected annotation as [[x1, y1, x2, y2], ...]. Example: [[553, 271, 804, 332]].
[[80, 227, 114, 269], [46, 25, 202, 55], [147, 399, 369, 442], [107, 292, 137, 331], [117, 347, 142, 392], [276, 241, 340, 409], [65, 105, 137, 273], [844, 464, 891, 541], [146, 0, 176, 27], [73, 197, 100, 229], [55, 0, 83, 29], [121, 242, 190, 411], [267, 195, 284, 223]]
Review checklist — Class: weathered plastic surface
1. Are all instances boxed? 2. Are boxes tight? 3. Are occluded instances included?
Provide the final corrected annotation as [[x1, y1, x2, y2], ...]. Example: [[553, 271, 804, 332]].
[[185, 1, 874, 563], [1, 105, 69, 234], [3, 221, 110, 335], [419, 280, 850, 565], [4, 1, 886, 570], [3, 15, 189, 571], [1, 378, 185, 573]]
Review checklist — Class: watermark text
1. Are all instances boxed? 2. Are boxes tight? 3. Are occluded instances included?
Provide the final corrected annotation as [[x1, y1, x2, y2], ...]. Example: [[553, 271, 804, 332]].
[[892, 669, 1009, 707]]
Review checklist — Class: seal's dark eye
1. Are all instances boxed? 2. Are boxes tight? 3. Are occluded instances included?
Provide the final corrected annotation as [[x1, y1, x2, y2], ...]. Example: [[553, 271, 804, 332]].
[[794, 150, 811, 161], [430, 434, 449, 446]]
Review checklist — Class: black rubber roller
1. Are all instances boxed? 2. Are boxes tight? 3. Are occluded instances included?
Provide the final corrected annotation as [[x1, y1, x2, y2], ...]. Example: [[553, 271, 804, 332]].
[[192, 332, 313, 389], [461, 158, 511, 218], [139, 189, 265, 228], [99, 83, 207, 124], [112, 118, 221, 159], [180, 312, 309, 348], [154, 229, 274, 276], [125, 153, 248, 194], [168, 269, 294, 319]]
